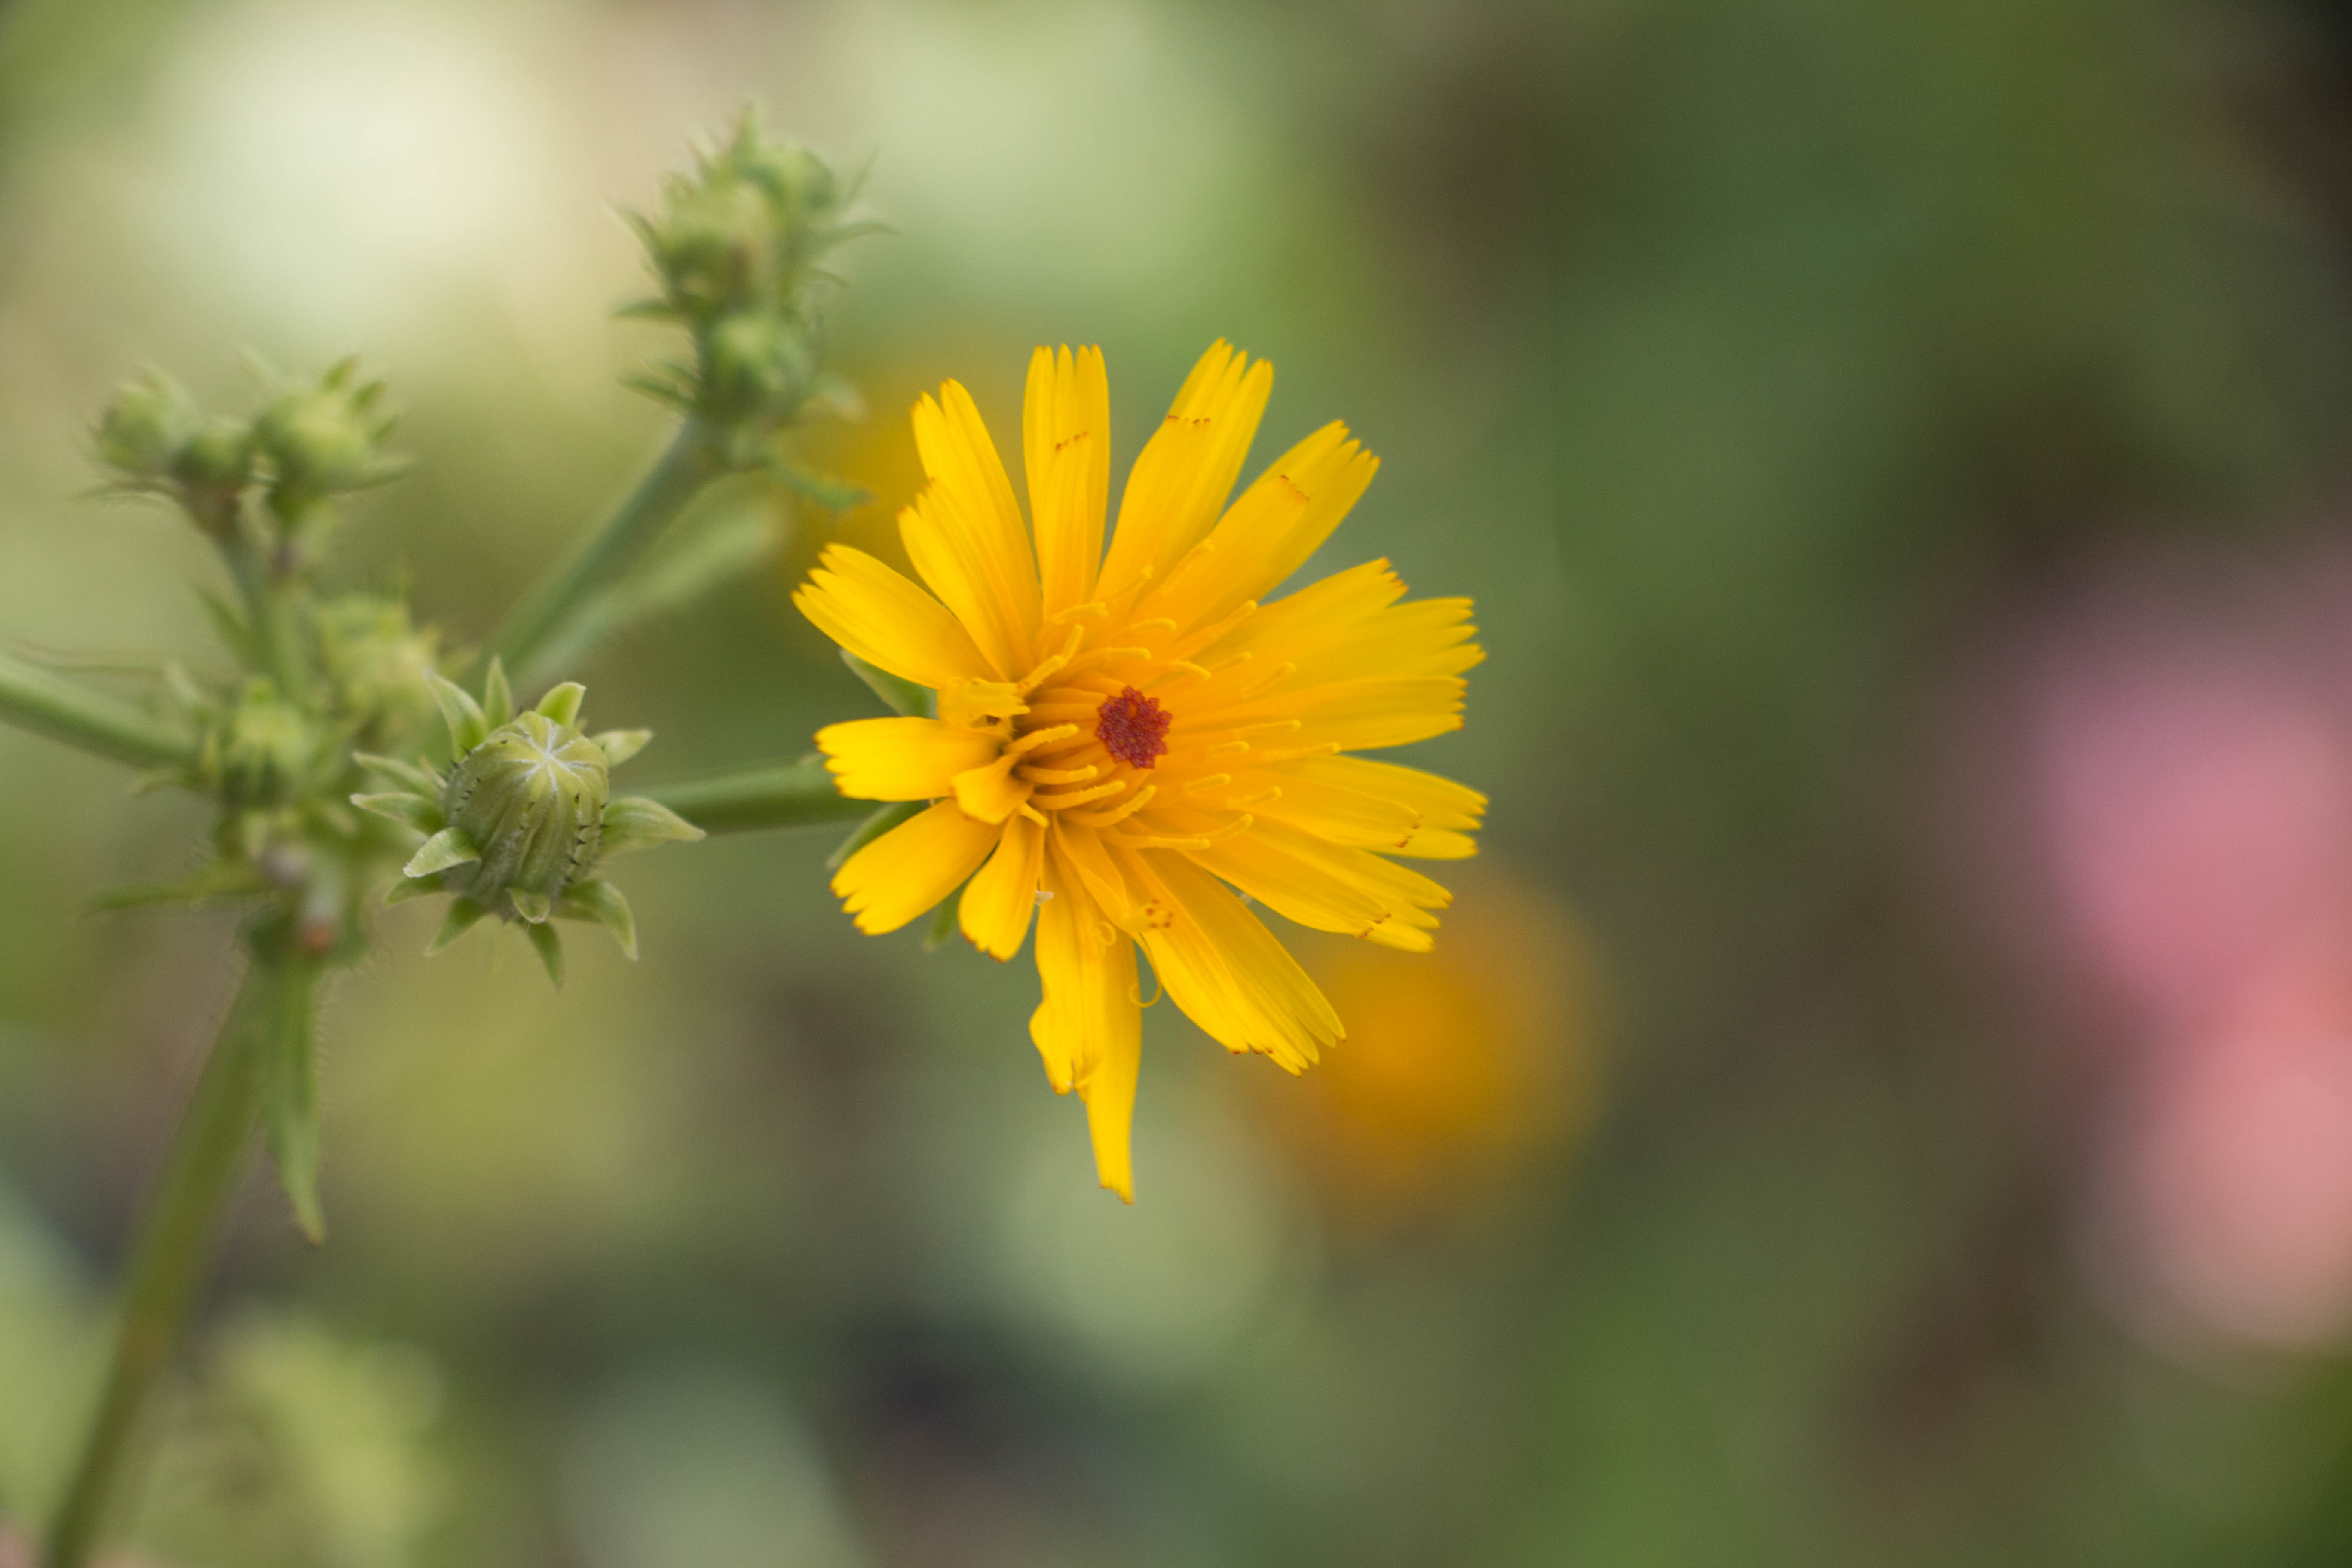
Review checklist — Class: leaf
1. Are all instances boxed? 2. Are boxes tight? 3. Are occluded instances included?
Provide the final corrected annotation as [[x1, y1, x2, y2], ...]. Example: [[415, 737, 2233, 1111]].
[[593, 729, 652, 768], [383, 876, 440, 905], [259, 958, 328, 1244], [422, 669, 487, 755], [527, 922, 564, 988], [825, 801, 923, 871], [354, 752, 442, 794], [404, 827, 479, 879], [481, 656, 513, 729], [535, 681, 586, 728], [426, 897, 489, 955], [350, 792, 439, 831], [842, 651, 928, 718], [509, 889, 551, 924], [599, 795, 706, 855], [557, 879, 637, 960]]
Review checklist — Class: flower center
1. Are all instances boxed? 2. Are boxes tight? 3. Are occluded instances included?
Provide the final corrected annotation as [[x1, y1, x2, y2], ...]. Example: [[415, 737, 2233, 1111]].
[[1094, 686, 1171, 769]]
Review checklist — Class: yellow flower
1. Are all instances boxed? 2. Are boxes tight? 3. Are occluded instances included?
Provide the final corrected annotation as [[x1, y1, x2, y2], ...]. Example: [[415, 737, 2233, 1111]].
[[793, 342, 1484, 1199]]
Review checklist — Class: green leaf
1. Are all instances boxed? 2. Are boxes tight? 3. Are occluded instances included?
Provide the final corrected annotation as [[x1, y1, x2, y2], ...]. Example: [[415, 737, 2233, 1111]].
[[510, 889, 551, 924], [527, 922, 564, 988], [383, 876, 440, 905], [422, 668, 487, 756], [558, 879, 637, 959], [350, 792, 439, 831], [826, 800, 923, 870], [404, 826, 479, 879], [535, 681, 586, 728], [600, 795, 706, 855], [481, 656, 514, 728], [593, 728, 652, 768], [353, 752, 441, 793], [426, 897, 489, 955], [842, 651, 928, 717], [260, 958, 327, 1244]]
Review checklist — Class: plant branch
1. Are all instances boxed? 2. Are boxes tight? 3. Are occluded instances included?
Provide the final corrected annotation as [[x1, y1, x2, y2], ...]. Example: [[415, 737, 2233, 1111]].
[[0, 649, 191, 771], [643, 758, 869, 835], [490, 421, 723, 686], [45, 932, 320, 1568]]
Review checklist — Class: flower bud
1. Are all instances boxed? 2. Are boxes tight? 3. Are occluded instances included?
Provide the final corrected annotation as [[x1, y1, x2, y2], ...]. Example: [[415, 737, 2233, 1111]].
[[315, 595, 441, 741], [704, 311, 813, 421], [94, 370, 199, 480], [202, 678, 323, 810], [252, 360, 405, 524], [436, 709, 610, 919]]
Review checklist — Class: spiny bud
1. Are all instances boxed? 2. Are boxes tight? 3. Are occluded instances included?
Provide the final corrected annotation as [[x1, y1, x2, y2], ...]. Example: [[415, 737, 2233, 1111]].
[[352, 665, 702, 986], [199, 678, 323, 810], [252, 358, 407, 526], [95, 370, 199, 479]]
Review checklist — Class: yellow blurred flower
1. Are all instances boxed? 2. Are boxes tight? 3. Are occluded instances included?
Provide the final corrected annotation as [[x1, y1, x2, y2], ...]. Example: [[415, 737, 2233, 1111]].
[[1271, 873, 1597, 1219], [793, 342, 1483, 1199]]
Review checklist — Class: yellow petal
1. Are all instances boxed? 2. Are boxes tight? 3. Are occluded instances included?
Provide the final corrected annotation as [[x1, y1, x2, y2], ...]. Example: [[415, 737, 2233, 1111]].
[[961, 811, 1047, 959], [900, 485, 1025, 680], [951, 751, 1035, 825], [831, 800, 1000, 935], [908, 383, 1040, 666], [1098, 342, 1274, 603], [816, 717, 1003, 801], [1023, 345, 1110, 615], [1180, 677, 1466, 753], [1143, 423, 1378, 633], [791, 545, 992, 692], [1112, 845, 1340, 1072], [1030, 848, 1143, 1199], [1286, 754, 1486, 858], [1188, 820, 1447, 952]]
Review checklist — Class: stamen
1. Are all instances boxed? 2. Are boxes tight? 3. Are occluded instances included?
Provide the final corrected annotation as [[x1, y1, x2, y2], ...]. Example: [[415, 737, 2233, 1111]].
[[1065, 783, 1157, 828], [1051, 601, 1110, 624], [1015, 801, 1049, 826], [1019, 763, 1099, 786], [1127, 618, 1178, 637], [1179, 774, 1233, 794], [1035, 778, 1130, 810], [1006, 723, 1080, 757]]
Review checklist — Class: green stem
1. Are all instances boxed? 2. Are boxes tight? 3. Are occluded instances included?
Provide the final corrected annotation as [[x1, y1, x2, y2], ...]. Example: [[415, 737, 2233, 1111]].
[[220, 534, 306, 702], [491, 422, 722, 685], [0, 649, 191, 770], [644, 758, 870, 835], [44, 937, 315, 1568]]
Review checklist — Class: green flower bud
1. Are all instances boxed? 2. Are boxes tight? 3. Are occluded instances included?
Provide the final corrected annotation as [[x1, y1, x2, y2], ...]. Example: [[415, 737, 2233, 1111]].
[[175, 415, 257, 493], [315, 595, 441, 741], [95, 370, 199, 480], [203, 678, 322, 810], [704, 311, 812, 421], [252, 360, 406, 526], [643, 176, 778, 317], [435, 709, 609, 918]]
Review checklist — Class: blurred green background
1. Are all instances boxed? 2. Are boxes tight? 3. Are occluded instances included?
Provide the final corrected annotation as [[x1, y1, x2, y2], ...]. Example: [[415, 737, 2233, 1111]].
[[9, 0, 2352, 1563]]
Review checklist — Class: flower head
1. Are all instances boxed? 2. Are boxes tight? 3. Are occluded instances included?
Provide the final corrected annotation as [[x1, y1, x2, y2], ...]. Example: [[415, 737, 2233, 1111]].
[[794, 342, 1484, 1199]]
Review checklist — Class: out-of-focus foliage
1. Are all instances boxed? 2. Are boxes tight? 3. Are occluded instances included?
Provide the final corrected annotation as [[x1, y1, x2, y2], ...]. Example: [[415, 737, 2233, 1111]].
[[7, 0, 2352, 1564]]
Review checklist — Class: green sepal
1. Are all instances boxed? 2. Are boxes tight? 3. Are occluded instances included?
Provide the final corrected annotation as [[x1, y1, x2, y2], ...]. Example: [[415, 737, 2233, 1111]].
[[481, 656, 514, 728], [354, 752, 441, 793], [923, 891, 962, 953], [259, 957, 327, 1244], [404, 826, 480, 879], [423, 669, 488, 756], [383, 876, 440, 906], [842, 651, 928, 718], [510, 889, 552, 924], [772, 463, 871, 514], [350, 792, 440, 831], [557, 879, 637, 960], [593, 729, 652, 768], [526, 921, 564, 988], [827, 800, 923, 871], [600, 795, 706, 854], [534, 681, 586, 728], [426, 897, 489, 955]]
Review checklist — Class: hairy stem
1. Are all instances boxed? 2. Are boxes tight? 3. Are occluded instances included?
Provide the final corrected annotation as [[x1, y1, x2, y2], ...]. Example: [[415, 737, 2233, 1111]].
[[44, 934, 320, 1568], [490, 421, 723, 685], [0, 649, 191, 771], [644, 758, 869, 835], [221, 533, 308, 701]]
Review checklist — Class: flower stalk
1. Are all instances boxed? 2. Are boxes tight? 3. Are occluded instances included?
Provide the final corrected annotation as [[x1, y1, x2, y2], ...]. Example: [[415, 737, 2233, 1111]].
[[45, 927, 322, 1568], [0, 648, 192, 770], [644, 757, 874, 835]]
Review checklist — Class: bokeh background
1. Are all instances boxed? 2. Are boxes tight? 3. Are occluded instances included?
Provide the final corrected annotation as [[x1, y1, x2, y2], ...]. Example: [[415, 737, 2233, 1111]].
[[6, 0, 2352, 1562]]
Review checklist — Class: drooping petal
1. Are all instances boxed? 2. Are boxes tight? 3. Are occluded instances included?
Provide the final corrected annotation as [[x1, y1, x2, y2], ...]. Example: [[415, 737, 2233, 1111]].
[[962, 811, 1047, 958], [793, 544, 994, 691], [909, 382, 1041, 664], [817, 717, 1004, 801], [1098, 342, 1273, 603], [1280, 754, 1486, 858], [1030, 848, 1143, 1199], [1188, 818, 1449, 952], [1023, 346, 1110, 615], [1111, 845, 1341, 1072], [831, 800, 1001, 935]]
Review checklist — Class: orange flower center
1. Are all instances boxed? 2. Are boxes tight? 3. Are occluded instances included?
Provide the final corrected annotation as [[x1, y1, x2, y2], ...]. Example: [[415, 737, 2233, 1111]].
[[1094, 686, 1171, 769]]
